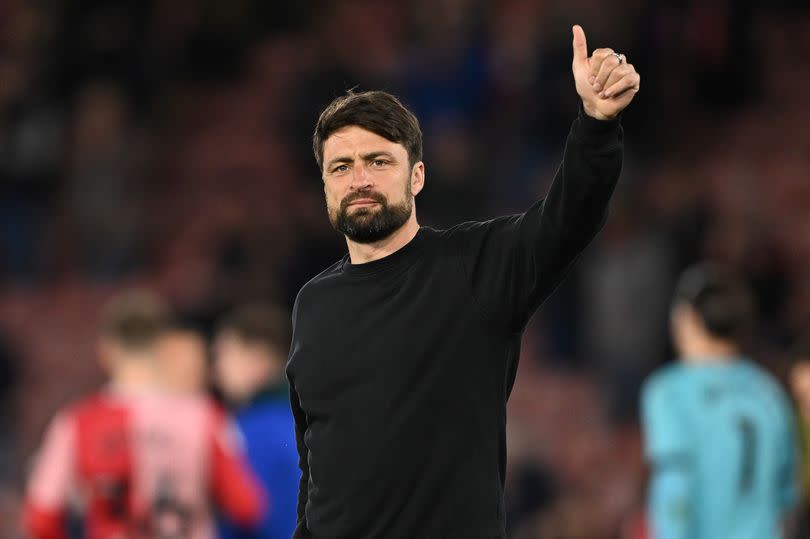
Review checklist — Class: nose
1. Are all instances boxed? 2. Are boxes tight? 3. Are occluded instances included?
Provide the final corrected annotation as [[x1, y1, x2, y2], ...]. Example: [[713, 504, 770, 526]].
[[350, 162, 373, 191]]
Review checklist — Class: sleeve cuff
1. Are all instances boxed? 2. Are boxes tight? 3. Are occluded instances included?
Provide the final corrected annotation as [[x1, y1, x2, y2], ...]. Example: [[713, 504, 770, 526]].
[[572, 103, 623, 144]]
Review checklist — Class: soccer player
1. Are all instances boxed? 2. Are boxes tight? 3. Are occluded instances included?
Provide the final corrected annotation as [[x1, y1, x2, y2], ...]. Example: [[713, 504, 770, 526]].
[[287, 25, 639, 537], [23, 291, 265, 539], [214, 304, 300, 539], [157, 321, 209, 395], [641, 265, 798, 539], [788, 339, 810, 537]]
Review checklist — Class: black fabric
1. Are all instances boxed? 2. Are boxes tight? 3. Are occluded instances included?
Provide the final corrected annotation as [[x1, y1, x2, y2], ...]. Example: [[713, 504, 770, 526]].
[[286, 108, 623, 539]]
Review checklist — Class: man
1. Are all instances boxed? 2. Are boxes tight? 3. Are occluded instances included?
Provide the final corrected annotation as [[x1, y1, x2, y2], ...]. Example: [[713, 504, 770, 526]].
[[23, 291, 264, 539], [286, 25, 639, 538], [158, 321, 210, 395], [641, 265, 798, 539], [214, 304, 300, 539], [788, 339, 810, 537]]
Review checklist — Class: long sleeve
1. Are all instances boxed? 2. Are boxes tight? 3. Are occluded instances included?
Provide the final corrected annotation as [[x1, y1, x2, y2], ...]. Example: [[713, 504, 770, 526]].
[[23, 412, 75, 539], [642, 376, 692, 539], [648, 460, 692, 539], [209, 408, 267, 527], [450, 106, 623, 332], [779, 398, 800, 513], [289, 381, 311, 536]]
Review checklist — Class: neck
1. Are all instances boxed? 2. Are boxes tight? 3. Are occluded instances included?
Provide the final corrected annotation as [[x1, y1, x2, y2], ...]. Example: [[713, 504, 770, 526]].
[[681, 338, 739, 363], [346, 214, 420, 264], [110, 355, 158, 391], [249, 376, 288, 403], [799, 402, 810, 422]]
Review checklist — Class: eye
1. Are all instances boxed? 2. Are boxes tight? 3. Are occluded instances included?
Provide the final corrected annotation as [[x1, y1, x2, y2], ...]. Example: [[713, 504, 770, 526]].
[[332, 164, 349, 173], [371, 159, 389, 167]]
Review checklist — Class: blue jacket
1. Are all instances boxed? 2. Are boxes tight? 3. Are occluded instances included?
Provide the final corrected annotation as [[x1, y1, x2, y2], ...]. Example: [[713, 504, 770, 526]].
[[219, 383, 300, 539]]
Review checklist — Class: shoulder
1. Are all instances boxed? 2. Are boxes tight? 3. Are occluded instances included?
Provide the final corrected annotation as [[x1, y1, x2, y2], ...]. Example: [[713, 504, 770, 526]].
[[423, 217, 526, 263], [643, 363, 685, 398], [439, 215, 524, 240], [292, 258, 347, 312], [641, 364, 696, 416], [195, 395, 229, 423], [50, 392, 134, 444], [240, 401, 295, 434], [155, 393, 230, 430], [67, 392, 122, 421], [740, 360, 791, 404]]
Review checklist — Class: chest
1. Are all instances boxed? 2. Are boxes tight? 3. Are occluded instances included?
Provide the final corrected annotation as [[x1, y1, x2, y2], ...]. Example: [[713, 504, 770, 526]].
[[287, 263, 489, 410]]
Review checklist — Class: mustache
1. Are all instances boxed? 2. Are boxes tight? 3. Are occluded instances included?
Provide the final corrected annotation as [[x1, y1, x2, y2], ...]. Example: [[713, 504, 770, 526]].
[[340, 190, 387, 210]]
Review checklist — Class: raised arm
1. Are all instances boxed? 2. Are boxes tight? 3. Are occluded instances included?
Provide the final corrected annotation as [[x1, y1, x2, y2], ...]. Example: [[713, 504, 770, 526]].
[[572, 24, 640, 121], [451, 26, 638, 332]]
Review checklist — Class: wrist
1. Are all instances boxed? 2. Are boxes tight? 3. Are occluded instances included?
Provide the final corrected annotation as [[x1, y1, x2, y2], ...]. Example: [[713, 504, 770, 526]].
[[582, 101, 615, 121], [574, 103, 622, 143]]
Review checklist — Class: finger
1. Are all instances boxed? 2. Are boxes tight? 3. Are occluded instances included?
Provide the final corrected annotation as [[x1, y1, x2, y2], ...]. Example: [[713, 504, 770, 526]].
[[598, 64, 634, 98], [592, 54, 621, 93], [572, 25, 588, 66], [603, 72, 641, 99], [588, 48, 615, 84]]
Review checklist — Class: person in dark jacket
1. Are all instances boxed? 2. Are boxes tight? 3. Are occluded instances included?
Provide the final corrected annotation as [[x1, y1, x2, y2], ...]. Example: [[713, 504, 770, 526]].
[[287, 25, 640, 538]]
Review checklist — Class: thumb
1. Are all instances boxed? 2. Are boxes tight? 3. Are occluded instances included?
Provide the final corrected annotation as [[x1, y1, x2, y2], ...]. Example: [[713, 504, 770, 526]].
[[572, 24, 588, 66]]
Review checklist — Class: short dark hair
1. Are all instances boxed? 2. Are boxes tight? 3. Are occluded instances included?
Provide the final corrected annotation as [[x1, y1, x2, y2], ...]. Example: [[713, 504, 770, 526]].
[[216, 304, 291, 358], [790, 333, 810, 364], [312, 90, 423, 170], [100, 290, 170, 350], [673, 264, 754, 340]]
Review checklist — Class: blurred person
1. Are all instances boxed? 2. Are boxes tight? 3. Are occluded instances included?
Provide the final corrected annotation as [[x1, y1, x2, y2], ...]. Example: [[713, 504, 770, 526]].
[[0, 51, 63, 283], [23, 290, 265, 539], [0, 334, 19, 473], [641, 265, 798, 539], [214, 304, 299, 539], [788, 338, 810, 537], [158, 321, 210, 395], [580, 200, 675, 421], [0, 336, 19, 539], [66, 82, 147, 279], [287, 26, 639, 538]]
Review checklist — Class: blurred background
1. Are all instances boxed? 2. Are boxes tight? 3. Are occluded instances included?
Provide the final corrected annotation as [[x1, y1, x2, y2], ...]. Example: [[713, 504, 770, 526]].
[[2, 0, 810, 537]]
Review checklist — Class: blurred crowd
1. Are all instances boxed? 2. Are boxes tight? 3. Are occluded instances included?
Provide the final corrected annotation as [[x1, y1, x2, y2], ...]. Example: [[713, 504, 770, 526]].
[[2, 0, 810, 537]]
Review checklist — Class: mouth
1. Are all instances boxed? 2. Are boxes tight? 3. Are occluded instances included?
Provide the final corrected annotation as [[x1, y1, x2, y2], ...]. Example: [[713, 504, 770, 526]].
[[348, 199, 381, 208]]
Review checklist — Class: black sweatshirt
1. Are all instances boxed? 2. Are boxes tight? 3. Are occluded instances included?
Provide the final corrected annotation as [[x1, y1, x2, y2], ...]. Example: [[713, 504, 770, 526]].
[[286, 109, 623, 539]]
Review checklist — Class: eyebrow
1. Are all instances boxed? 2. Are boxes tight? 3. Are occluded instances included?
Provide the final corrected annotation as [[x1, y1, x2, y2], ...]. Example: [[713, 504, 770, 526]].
[[325, 151, 396, 171]]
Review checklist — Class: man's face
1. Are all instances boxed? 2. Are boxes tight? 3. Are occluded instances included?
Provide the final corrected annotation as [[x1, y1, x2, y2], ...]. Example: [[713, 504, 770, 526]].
[[157, 330, 208, 394], [213, 331, 281, 405], [791, 360, 810, 418], [321, 126, 423, 243]]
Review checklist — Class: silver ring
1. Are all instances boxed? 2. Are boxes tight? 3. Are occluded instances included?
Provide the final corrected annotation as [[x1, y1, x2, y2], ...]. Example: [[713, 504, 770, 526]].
[[612, 52, 625, 64]]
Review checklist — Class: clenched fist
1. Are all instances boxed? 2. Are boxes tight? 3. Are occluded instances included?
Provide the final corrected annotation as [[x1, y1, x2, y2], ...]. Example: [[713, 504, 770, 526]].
[[572, 25, 640, 120]]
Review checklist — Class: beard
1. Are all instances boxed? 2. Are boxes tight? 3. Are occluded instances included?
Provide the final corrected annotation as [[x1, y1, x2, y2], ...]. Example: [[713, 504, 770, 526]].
[[329, 183, 413, 244]]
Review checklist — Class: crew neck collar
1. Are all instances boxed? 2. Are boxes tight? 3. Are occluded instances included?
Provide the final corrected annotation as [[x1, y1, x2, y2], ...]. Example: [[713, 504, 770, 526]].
[[342, 227, 427, 277], [683, 355, 746, 367]]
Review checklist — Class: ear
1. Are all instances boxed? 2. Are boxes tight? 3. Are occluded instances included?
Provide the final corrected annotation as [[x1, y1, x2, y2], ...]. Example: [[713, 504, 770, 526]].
[[97, 337, 113, 373], [674, 303, 707, 339], [671, 302, 696, 340], [410, 161, 425, 197], [684, 304, 709, 335]]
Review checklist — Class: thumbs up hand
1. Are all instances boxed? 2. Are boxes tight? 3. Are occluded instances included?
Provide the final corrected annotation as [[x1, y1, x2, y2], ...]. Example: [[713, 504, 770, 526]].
[[572, 25, 640, 120]]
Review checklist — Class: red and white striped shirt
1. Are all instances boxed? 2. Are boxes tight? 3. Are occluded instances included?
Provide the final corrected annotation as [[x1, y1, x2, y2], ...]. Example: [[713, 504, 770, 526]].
[[24, 388, 266, 539]]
